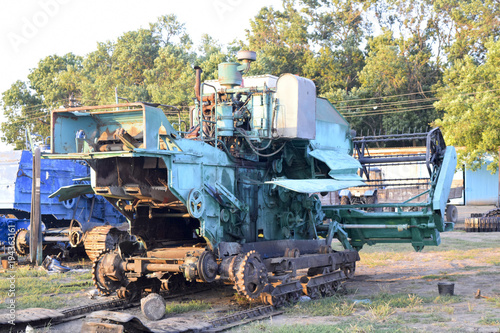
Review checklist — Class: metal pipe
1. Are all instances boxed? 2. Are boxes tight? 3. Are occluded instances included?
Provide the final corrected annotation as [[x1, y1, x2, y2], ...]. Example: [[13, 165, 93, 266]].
[[403, 189, 431, 204], [354, 132, 428, 140], [125, 262, 182, 272], [42, 236, 70, 242], [341, 224, 409, 231], [358, 155, 427, 164], [30, 147, 43, 265], [200, 82, 218, 139], [327, 202, 428, 208], [147, 247, 204, 259], [151, 213, 190, 218], [194, 66, 202, 102]]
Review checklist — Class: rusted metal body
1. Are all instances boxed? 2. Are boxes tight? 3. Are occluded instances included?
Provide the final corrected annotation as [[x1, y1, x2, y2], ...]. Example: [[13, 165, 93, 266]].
[[44, 51, 456, 305]]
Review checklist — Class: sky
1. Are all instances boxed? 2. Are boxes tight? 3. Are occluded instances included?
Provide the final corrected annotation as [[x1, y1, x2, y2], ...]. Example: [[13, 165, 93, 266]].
[[0, 0, 279, 149]]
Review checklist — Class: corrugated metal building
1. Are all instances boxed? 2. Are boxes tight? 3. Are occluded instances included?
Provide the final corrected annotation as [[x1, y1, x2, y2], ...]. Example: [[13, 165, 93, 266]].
[[464, 160, 498, 205]]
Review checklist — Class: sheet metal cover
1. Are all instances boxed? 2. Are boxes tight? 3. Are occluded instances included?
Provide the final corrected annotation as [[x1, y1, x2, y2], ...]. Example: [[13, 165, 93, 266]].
[[309, 149, 362, 180], [49, 184, 94, 201], [267, 179, 365, 194]]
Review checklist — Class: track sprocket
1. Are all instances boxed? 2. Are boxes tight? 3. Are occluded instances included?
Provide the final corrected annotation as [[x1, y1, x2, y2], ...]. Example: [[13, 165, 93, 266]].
[[13, 228, 29, 256], [92, 250, 123, 296], [234, 250, 268, 300]]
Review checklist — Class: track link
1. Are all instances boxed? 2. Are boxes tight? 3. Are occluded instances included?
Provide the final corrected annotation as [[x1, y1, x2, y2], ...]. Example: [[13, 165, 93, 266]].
[[84, 225, 128, 262]]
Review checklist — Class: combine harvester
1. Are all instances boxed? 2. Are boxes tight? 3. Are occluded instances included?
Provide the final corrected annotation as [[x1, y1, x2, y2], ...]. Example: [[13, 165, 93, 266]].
[[0, 145, 127, 261], [44, 51, 456, 305]]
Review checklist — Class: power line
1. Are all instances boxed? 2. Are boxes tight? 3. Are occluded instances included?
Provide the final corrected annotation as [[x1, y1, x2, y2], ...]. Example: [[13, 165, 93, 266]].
[[336, 97, 437, 111], [342, 104, 436, 117], [8, 114, 49, 125], [338, 88, 500, 116], [342, 94, 500, 118], [331, 79, 499, 105]]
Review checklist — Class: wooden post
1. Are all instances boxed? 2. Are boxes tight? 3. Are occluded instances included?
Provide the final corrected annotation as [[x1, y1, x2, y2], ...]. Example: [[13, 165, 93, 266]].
[[30, 147, 43, 265]]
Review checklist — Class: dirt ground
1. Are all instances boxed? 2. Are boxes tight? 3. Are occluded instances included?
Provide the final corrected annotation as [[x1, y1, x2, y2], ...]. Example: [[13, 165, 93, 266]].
[[3, 206, 499, 332]]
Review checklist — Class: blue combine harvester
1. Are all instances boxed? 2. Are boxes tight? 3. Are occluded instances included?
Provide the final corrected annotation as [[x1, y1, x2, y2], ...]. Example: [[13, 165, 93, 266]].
[[0, 149, 127, 261]]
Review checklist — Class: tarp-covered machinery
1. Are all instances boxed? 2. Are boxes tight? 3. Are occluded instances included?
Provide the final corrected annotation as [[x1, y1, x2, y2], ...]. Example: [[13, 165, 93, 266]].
[[45, 51, 457, 304]]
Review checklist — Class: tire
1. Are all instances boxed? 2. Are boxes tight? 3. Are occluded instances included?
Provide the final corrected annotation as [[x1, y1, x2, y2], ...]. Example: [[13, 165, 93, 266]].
[[340, 196, 350, 205], [446, 205, 458, 223], [465, 216, 500, 232]]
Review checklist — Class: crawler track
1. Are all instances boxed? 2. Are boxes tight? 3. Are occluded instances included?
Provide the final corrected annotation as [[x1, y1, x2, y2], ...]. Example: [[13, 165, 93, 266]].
[[2, 265, 351, 332], [207, 305, 283, 332]]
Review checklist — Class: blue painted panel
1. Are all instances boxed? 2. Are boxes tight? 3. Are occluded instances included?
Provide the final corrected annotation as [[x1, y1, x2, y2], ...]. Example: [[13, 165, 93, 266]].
[[0, 217, 29, 245], [0, 150, 125, 227], [465, 161, 499, 205], [432, 146, 457, 230]]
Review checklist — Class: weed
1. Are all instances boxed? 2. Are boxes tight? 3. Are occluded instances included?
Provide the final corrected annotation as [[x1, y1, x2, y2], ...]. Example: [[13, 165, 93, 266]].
[[366, 302, 396, 321], [419, 313, 450, 322], [233, 293, 252, 306], [478, 316, 500, 325], [442, 306, 455, 314], [467, 302, 475, 312], [73, 271, 92, 280], [331, 302, 356, 316], [421, 272, 465, 281], [288, 296, 355, 317], [0, 266, 93, 310], [358, 292, 425, 310], [233, 320, 419, 333], [486, 296, 500, 308], [432, 295, 462, 305], [406, 294, 423, 309], [165, 300, 211, 314]]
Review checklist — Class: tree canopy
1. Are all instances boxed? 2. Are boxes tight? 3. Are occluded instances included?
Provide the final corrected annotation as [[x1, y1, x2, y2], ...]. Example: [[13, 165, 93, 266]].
[[2, 1, 499, 170]]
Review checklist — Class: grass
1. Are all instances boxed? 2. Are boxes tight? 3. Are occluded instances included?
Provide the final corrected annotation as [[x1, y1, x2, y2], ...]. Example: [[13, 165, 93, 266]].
[[288, 296, 356, 317], [478, 316, 500, 326], [365, 302, 396, 321], [355, 292, 426, 309], [431, 295, 463, 305], [486, 296, 500, 308], [165, 300, 211, 314], [0, 266, 92, 310], [421, 272, 468, 281], [233, 320, 420, 333]]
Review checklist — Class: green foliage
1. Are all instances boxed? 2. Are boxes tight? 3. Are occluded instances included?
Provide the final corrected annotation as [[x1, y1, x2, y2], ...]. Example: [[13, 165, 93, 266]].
[[2, 0, 499, 165], [434, 39, 500, 171], [244, 1, 312, 77], [433, 0, 500, 63]]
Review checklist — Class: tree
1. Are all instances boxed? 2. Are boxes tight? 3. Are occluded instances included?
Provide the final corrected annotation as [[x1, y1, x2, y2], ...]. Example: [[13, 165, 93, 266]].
[[1, 14, 201, 147], [145, 45, 195, 107], [244, 1, 312, 76], [433, 0, 500, 64], [1, 81, 44, 149], [434, 39, 500, 171], [1, 53, 84, 149], [301, 0, 369, 93]]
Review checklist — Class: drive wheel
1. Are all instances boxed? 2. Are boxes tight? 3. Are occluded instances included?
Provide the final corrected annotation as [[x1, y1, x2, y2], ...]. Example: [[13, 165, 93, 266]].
[[92, 250, 123, 296], [234, 251, 268, 300], [14, 228, 29, 256]]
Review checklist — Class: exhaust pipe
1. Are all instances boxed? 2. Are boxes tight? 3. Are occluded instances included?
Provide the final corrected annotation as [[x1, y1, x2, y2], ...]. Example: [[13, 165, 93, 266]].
[[194, 66, 202, 103]]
